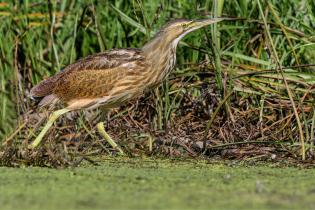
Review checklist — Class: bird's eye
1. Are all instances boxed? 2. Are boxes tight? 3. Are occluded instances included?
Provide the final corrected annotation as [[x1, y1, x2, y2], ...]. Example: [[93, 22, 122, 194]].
[[182, 23, 189, 29], [182, 21, 193, 29]]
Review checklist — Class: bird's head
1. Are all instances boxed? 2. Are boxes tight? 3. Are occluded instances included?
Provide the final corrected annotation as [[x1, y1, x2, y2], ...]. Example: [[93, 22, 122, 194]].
[[164, 18, 222, 37], [143, 18, 224, 52]]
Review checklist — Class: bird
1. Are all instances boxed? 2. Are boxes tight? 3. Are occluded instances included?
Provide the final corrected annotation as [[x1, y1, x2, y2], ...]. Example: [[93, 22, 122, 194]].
[[29, 18, 225, 153]]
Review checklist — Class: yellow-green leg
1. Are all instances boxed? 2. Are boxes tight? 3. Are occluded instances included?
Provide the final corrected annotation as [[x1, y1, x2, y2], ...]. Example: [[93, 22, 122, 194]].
[[96, 122, 124, 155], [30, 108, 70, 148]]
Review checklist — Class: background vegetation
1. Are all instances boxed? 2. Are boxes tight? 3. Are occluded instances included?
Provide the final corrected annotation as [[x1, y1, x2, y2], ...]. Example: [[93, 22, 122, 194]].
[[0, 0, 315, 162]]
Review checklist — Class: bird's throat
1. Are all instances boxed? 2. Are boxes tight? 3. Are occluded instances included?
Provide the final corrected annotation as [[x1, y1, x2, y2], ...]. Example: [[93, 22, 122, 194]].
[[142, 33, 185, 87]]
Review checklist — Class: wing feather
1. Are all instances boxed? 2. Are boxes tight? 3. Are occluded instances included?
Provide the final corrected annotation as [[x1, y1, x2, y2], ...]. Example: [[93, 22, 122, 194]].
[[30, 48, 145, 103], [53, 49, 147, 103]]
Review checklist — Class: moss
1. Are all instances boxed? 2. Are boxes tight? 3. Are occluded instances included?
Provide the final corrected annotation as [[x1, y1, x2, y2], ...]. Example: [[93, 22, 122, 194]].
[[1, 158, 315, 210]]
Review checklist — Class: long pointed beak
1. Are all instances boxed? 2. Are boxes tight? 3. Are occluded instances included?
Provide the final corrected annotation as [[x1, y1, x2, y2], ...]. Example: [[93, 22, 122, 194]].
[[189, 18, 225, 30]]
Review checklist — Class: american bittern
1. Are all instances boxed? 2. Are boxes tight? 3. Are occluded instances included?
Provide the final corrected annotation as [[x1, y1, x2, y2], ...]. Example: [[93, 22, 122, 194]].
[[30, 18, 224, 152]]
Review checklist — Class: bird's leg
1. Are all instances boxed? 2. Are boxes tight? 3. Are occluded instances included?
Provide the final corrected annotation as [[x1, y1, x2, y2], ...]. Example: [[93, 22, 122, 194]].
[[30, 108, 70, 148], [96, 122, 124, 155]]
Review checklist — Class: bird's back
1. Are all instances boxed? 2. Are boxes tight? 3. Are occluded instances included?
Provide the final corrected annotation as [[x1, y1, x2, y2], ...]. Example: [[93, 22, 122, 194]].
[[30, 48, 149, 110]]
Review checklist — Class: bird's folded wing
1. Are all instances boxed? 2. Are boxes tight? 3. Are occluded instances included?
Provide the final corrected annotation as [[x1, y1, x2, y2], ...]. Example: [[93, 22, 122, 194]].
[[30, 48, 146, 101]]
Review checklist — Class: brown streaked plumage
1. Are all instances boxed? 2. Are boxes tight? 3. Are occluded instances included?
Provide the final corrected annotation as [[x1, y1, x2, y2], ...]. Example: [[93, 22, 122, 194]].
[[30, 18, 225, 150], [31, 49, 147, 109]]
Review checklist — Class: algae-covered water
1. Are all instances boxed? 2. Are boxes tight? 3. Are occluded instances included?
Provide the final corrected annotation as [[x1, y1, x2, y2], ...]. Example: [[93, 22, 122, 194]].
[[1, 158, 315, 210]]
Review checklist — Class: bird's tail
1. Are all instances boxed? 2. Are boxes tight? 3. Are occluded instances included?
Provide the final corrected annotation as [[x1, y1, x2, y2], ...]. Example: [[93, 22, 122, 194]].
[[30, 74, 61, 108], [30, 76, 57, 98]]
